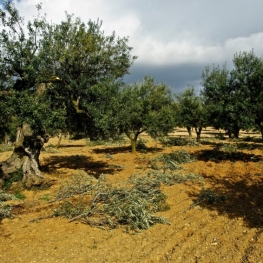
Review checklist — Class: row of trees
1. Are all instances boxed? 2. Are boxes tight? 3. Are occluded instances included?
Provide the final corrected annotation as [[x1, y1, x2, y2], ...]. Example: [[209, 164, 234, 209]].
[[1, 1, 263, 187], [180, 50, 263, 143]]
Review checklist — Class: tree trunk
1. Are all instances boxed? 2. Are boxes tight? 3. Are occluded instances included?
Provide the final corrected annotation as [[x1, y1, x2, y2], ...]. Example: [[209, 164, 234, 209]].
[[56, 133, 63, 148], [0, 124, 49, 188], [131, 138, 137, 153], [195, 127, 202, 143], [233, 128, 240, 139], [257, 122, 263, 142], [186, 126, 192, 137], [227, 130, 233, 139], [125, 130, 138, 154]]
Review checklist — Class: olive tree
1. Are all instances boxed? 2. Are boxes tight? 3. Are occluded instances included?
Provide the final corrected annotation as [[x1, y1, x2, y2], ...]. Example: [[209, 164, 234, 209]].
[[0, 1, 136, 187], [175, 86, 207, 143], [117, 76, 176, 153], [231, 51, 263, 140], [201, 53, 258, 139]]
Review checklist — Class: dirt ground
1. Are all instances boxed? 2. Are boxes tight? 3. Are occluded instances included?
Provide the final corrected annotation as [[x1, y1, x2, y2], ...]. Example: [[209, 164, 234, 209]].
[[1, 128, 263, 263]]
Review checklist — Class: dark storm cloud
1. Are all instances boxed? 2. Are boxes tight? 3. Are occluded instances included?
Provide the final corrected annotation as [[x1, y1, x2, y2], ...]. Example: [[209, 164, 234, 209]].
[[124, 63, 205, 93]]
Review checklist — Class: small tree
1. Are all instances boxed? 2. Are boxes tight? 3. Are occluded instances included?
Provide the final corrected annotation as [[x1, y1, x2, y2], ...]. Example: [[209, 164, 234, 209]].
[[175, 87, 207, 143], [118, 76, 176, 153]]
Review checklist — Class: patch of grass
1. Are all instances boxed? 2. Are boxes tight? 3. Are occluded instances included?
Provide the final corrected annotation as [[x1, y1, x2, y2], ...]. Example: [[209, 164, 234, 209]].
[[39, 194, 51, 201], [13, 190, 26, 200]]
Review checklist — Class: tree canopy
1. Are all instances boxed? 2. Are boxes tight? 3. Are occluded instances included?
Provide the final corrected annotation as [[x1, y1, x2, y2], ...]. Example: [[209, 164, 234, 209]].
[[117, 76, 176, 153], [175, 86, 207, 142], [0, 1, 136, 186], [201, 51, 262, 139]]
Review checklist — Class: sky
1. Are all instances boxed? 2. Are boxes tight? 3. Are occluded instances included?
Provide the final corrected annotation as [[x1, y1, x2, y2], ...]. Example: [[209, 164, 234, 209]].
[[1, 0, 263, 92]]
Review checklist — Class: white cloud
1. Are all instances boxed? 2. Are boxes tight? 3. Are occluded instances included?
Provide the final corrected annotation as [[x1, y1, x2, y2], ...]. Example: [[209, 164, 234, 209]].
[[8, 0, 263, 90]]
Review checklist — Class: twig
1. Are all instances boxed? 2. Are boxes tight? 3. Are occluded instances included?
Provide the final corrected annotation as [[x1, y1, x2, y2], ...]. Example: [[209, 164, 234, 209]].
[[29, 214, 54, 223], [68, 192, 107, 223]]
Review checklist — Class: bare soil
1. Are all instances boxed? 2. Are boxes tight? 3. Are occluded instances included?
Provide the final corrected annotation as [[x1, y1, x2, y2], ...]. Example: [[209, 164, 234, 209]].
[[1, 128, 263, 263]]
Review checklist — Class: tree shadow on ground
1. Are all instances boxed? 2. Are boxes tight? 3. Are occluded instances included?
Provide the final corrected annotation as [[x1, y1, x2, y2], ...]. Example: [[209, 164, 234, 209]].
[[187, 174, 263, 228], [93, 145, 163, 154], [41, 155, 123, 178], [195, 149, 262, 163]]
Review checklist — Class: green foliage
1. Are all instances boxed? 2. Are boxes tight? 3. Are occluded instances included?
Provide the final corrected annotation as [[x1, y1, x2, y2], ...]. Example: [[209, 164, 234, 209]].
[[201, 50, 263, 139], [175, 86, 207, 142], [38, 194, 51, 201], [0, 1, 136, 141], [194, 189, 227, 205], [117, 76, 176, 152], [13, 190, 26, 200]]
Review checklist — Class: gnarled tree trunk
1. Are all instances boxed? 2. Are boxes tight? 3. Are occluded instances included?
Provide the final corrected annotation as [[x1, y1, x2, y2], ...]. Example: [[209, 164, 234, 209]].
[[0, 124, 49, 188]]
